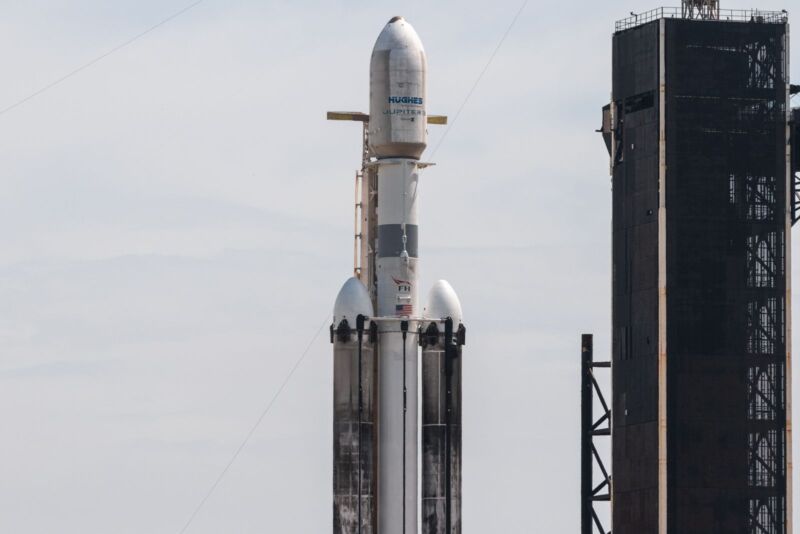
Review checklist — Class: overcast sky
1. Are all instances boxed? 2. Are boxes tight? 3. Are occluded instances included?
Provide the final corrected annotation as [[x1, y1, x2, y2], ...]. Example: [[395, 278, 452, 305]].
[[0, 1, 797, 532]]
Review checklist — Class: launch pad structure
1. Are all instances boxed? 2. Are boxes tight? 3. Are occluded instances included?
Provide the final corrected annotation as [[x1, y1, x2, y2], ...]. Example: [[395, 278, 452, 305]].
[[588, 2, 799, 533]]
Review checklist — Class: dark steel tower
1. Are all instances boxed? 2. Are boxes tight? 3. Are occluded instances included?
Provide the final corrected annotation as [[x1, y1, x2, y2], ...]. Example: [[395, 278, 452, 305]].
[[598, 6, 793, 534]]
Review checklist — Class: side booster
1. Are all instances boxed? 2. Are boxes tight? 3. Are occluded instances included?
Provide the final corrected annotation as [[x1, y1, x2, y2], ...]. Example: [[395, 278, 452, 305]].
[[331, 17, 466, 534], [420, 281, 465, 534], [332, 279, 378, 532]]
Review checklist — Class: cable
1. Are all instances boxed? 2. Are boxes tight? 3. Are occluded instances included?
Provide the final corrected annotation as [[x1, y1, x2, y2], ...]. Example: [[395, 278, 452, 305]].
[[429, 0, 530, 159], [177, 316, 329, 534], [0, 0, 206, 118]]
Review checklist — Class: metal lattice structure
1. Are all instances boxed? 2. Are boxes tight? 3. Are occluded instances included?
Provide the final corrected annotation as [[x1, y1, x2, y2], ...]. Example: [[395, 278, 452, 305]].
[[682, 0, 719, 19], [581, 335, 612, 534], [602, 13, 790, 534], [734, 29, 787, 534], [356, 122, 379, 307], [792, 109, 800, 225]]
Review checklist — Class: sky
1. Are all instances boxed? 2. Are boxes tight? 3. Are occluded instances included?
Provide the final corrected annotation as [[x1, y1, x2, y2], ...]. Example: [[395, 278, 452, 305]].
[[0, 1, 797, 532]]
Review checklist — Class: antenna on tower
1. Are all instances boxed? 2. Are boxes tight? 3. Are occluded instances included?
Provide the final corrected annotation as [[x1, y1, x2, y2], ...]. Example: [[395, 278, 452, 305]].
[[682, 0, 720, 19]]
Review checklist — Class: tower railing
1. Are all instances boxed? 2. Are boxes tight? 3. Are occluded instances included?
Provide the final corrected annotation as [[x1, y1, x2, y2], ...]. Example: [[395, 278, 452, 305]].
[[615, 7, 787, 32]]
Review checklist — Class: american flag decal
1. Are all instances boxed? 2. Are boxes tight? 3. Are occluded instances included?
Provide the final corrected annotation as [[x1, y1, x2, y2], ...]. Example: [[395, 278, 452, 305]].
[[396, 304, 413, 316]]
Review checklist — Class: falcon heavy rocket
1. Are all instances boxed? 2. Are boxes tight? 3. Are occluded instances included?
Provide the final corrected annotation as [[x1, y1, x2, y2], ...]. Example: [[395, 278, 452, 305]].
[[330, 16, 466, 534]]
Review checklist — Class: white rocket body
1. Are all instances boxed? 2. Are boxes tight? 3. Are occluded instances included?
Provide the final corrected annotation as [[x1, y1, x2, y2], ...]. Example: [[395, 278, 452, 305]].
[[370, 17, 426, 534], [373, 159, 419, 534], [332, 16, 464, 534]]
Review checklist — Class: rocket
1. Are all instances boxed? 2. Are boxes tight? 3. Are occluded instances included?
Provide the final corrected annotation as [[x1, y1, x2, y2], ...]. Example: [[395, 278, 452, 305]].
[[330, 16, 466, 534]]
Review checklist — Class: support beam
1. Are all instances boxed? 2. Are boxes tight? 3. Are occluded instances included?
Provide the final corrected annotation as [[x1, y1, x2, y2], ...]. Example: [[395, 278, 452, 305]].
[[581, 334, 612, 534]]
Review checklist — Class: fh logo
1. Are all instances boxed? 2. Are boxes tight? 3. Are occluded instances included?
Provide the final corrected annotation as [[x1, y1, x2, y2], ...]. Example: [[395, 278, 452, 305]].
[[392, 277, 412, 293]]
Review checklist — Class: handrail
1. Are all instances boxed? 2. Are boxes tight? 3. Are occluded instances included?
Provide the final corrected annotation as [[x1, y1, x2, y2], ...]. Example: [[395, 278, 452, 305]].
[[616, 7, 788, 32]]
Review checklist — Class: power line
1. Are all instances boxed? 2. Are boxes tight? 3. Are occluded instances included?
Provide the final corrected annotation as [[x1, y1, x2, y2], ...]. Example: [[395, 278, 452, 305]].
[[430, 0, 529, 159], [177, 316, 329, 534], [0, 0, 206, 118]]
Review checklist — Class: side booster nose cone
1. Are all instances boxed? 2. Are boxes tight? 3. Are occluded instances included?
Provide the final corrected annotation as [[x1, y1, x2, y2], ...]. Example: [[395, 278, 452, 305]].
[[332, 278, 378, 533], [423, 280, 463, 324], [369, 16, 428, 159], [421, 280, 465, 534], [333, 277, 374, 325]]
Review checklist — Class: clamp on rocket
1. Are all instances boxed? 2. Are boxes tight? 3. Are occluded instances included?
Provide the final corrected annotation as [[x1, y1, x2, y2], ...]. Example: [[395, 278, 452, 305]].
[[329, 16, 466, 534]]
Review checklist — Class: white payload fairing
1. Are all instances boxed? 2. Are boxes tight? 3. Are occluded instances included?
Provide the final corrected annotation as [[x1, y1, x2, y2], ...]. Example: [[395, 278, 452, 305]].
[[330, 16, 466, 534]]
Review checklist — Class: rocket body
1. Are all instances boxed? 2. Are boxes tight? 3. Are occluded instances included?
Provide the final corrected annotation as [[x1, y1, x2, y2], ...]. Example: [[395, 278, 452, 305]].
[[421, 282, 464, 534], [332, 16, 464, 534], [374, 159, 420, 534], [370, 17, 426, 533]]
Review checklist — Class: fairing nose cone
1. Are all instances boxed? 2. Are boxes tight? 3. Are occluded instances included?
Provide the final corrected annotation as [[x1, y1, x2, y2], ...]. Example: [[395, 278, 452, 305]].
[[369, 16, 427, 159], [424, 280, 463, 323], [373, 16, 424, 53], [333, 277, 374, 324]]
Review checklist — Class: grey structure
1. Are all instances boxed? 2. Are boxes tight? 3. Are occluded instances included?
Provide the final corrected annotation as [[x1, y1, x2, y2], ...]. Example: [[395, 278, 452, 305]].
[[600, 7, 793, 534], [421, 318, 464, 534], [333, 315, 378, 534]]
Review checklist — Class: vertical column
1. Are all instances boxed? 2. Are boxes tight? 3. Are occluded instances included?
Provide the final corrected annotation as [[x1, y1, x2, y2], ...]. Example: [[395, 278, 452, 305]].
[[784, 30, 794, 534], [421, 317, 464, 533], [657, 18, 668, 534], [333, 307, 378, 533], [581, 335, 593, 534], [376, 159, 420, 534], [741, 26, 789, 534]]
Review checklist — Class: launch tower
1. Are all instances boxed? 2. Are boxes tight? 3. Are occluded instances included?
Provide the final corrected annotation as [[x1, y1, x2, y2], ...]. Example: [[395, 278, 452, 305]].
[[593, 3, 796, 533]]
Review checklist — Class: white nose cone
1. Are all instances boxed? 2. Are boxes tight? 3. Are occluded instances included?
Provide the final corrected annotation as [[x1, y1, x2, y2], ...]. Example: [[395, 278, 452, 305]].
[[423, 280, 463, 323], [369, 16, 428, 159], [333, 277, 374, 324]]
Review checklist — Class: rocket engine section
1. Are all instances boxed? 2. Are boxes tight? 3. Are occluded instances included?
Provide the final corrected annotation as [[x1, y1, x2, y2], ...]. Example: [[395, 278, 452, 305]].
[[332, 278, 378, 534], [369, 16, 428, 160], [421, 281, 465, 534]]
